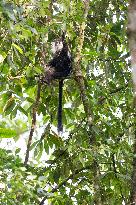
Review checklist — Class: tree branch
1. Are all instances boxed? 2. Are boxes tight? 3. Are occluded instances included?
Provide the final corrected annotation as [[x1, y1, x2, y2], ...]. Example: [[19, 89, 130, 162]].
[[98, 81, 130, 104], [24, 82, 41, 165], [39, 165, 92, 205], [74, 0, 93, 128], [73, 1, 102, 204], [127, 2, 136, 202]]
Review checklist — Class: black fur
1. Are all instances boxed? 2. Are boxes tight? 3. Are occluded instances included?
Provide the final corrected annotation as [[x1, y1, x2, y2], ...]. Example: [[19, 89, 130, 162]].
[[44, 35, 72, 132], [48, 40, 72, 79], [58, 80, 63, 132]]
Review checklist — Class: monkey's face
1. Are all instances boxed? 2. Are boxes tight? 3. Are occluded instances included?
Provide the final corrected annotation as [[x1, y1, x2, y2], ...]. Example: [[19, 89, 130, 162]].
[[51, 39, 63, 54]]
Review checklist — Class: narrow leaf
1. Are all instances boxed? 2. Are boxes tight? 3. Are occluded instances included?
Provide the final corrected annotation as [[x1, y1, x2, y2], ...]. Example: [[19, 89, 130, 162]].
[[12, 43, 23, 54]]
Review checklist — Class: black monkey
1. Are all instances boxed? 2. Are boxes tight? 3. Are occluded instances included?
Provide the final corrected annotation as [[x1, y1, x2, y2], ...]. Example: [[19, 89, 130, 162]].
[[43, 34, 72, 132]]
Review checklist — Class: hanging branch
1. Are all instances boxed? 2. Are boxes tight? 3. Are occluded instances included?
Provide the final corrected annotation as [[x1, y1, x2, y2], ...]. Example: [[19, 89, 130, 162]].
[[24, 82, 41, 166]]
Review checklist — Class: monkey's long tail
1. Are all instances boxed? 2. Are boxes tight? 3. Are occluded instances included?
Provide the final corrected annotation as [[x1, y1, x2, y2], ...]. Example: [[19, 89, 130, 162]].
[[58, 80, 63, 132]]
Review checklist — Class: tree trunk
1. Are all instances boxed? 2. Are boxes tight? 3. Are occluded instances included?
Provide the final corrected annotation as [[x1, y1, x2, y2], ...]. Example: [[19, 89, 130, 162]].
[[128, 1, 136, 203]]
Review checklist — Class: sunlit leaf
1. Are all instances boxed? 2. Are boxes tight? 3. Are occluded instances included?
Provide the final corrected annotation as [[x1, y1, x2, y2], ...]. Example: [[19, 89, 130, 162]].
[[0, 128, 17, 138]]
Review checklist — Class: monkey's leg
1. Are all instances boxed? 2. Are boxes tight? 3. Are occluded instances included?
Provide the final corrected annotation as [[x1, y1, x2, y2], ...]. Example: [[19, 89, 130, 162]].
[[57, 80, 63, 132]]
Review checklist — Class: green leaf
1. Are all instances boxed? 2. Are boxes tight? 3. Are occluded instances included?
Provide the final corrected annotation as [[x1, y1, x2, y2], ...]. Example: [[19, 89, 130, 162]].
[[44, 139, 49, 155], [3, 97, 16, 115], [12, 43, 23, 54], [30, 140, 39, 151], [0, 128, 17, 138], [18, 106, 28, 116]]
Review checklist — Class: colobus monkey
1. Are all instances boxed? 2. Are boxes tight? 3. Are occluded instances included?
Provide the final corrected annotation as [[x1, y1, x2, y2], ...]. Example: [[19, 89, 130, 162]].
[[43, 33, 72, 132]]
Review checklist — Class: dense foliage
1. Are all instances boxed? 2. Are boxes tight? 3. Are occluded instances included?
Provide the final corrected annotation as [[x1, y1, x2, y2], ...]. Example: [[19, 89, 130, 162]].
[[0, 0, 133, 204]]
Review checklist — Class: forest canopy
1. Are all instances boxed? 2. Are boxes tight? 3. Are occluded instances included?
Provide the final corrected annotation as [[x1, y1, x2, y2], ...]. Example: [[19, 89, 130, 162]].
[[0, 0, 135, 205]]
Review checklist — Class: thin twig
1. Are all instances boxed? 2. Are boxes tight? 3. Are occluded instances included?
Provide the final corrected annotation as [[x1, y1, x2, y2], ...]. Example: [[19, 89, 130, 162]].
[[24, 82, 41, 166], [39, 165, 92, 205], [98, 81, 130, 104]]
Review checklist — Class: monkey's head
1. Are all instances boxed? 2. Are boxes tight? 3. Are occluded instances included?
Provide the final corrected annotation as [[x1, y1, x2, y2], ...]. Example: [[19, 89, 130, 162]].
[[51, 38, 63, 54], [42, 34, 72, 84]]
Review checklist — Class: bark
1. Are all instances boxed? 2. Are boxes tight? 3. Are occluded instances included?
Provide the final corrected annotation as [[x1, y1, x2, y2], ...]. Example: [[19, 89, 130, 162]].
[[24, 83, 41, 165], [128, 0, 136, 105], [130, 122, 136, 204], [128, 1, 136, 204], [73, 1, 102, 204]]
